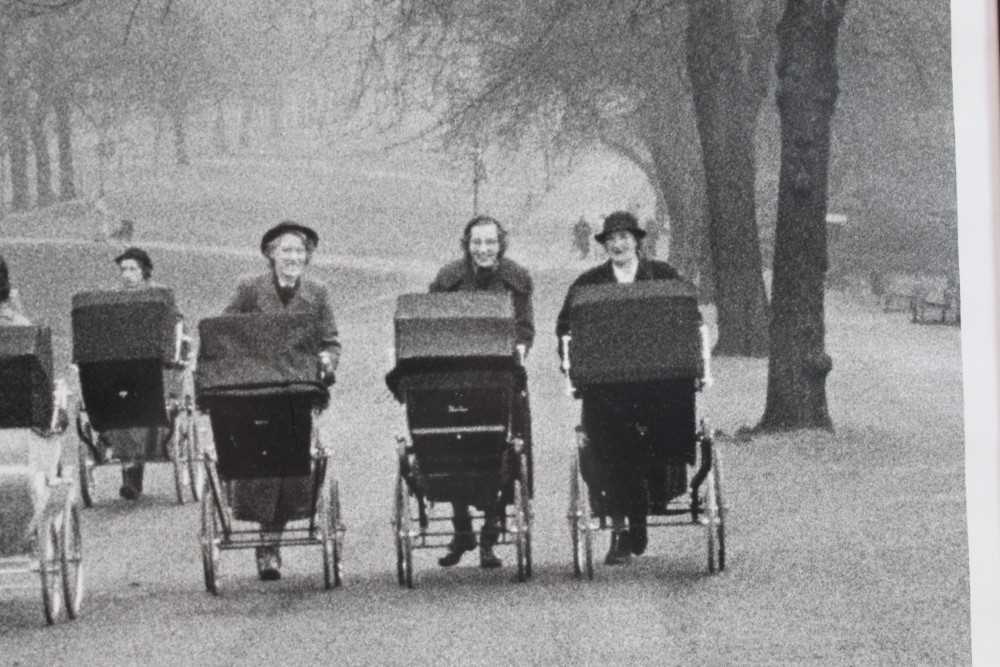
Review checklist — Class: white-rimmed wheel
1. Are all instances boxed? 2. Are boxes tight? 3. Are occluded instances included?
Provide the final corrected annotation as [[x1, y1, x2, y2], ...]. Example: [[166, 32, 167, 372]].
[[76, 414, 96, 508], [513, 452, 532, 582], [320, 475, 343, 589], [569, 451, 594, 580], [60, 498, 84, 619], [393, 470, 413, 588], [186, 406, 203, 502], [37, 517, 65, 624], [169, 408, 188, 504], [200, 487, 220, 595], [706, 439, 726, 574]]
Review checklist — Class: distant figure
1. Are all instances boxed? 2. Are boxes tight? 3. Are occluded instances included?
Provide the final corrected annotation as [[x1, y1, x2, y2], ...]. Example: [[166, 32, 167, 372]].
[[109, 219, 135, 243], [643, 217, 665, 258], [92, 191, 112, 242], [572, 217, 591, 259], [0, 255, 31, 326]]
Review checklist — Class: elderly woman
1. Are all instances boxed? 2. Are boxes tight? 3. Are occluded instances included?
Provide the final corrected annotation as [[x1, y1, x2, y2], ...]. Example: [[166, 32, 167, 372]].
[[103, 247, 179, 500], [556, 211, 685, 566], [429, 214, 534, 570], [224, 220, 340, 581], [0, 255, 30, 326]]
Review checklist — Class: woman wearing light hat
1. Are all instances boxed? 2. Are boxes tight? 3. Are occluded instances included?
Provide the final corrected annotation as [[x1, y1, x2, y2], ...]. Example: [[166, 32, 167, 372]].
[[223, 221, 340, 581]]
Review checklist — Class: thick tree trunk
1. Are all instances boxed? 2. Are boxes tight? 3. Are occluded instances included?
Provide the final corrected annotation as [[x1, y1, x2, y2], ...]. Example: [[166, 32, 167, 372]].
[[53, 94, 75, 200], [686, 0, 771, 358], [29, 109, 54, 207], [758, 0, 847, 432]]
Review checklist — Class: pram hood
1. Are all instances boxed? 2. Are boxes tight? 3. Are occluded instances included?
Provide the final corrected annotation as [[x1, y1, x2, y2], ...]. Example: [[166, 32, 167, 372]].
[[195, 312, 329, 405], [72, 287, 177, 363], [0, 326, 53, 430]]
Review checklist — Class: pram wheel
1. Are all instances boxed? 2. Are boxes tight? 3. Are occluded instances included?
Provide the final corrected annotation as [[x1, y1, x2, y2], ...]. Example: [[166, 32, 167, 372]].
[[76, 420, 96, 509], [320, 478, 343, 589], [705, 438, 726, 574], [169, 401, 201, 504], [200, 487, 220, 595], [186, 406, 203, 502], [513, 453, 532, 582], [37, 517, 64, 625], [393, 470, 413, 588], [60, 499, 84, 619], [568, 452, 594, 580]]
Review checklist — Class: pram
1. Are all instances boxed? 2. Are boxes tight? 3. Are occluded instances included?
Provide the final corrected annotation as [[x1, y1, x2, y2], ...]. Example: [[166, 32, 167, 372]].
[[561, 279, 726, 579], [0, 326, 83, 624], [195, 312, 343, 593], [388, 292, 533, 586], [71, 287, 200, 505]]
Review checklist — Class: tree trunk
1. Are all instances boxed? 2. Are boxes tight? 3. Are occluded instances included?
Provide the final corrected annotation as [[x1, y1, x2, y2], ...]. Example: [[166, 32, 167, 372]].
[[239, 96, 255, 148], [757, 0, 847, 432], [171, 105, 189, 166], [29, 108, 54, 207], [53, 94, 75, 200], [6, 114, 30, 212], [686, 0, 771, 358], [213, 99, 230, 156]]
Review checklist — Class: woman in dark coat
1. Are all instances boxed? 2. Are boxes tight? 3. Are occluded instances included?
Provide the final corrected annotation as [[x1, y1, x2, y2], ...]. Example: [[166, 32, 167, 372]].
[[430, 215, 534, 569], [556, 211, 688, 566], [103, 247, 182, 500], [224, 221, 340, 580]]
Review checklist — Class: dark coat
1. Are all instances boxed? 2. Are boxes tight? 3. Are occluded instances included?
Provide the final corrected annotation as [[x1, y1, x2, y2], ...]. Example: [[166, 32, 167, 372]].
[[555, 258, 681, 342], [429, 257, 535, 349], [224, 272, 341, 369], [222, 271, 340, 526]]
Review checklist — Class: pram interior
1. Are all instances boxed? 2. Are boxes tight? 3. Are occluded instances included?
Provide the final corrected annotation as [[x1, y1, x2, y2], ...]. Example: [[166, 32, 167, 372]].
[[205, 390, 322, 480], [72, 288, 180, 431], [397, 358, 521, 507], [0, 326, 53, 431], [196, 312, 330, 482]]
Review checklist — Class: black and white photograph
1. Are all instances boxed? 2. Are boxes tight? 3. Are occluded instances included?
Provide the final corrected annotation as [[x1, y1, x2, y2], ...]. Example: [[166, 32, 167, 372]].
[[0, 0, 997, 664]]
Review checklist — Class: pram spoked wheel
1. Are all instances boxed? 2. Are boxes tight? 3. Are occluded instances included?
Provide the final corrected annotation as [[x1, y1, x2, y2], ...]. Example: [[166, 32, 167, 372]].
[[702, 434, 726, 573], [169, 398, 202, 505], [200, 484, 221, 595], [393, 471, 414, 588], [37, 519, 62, 624], [319, 479, 343, 589], [60, 498, 84, 619], [512, 450, 532, 582], [75, 410, 96, 509], [567, 452, 594, 580]]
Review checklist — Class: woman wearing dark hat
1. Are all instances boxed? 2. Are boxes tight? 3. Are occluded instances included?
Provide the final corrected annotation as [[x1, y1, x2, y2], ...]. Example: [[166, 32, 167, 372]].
[[429, 214, 534, 570], [106, 246, 179, 499], [224, 220, 340, 581], [0, 255, 31, 326], [555, 211, 685, 566]]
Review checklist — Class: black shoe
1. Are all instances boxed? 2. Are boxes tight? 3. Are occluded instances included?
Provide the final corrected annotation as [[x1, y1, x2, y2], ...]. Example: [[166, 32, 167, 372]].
[[438, 533, 477, 567], [256, 548, 282, 581], [604, 532, 632, 566], [629, 517, 648, 556], [119, 484, 139, 501], [479, 546, 502, 569]]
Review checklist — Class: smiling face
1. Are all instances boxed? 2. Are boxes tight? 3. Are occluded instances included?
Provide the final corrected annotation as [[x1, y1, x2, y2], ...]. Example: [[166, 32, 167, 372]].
[[468, 221, 501, 269], [269, 232, 309, 282], [603, 229, 639, 266], [118, 259, 144, 288]]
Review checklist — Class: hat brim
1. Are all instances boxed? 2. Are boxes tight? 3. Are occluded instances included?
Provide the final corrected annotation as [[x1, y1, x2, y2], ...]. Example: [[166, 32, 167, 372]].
[[260, 222, 320, 255], [595, 228, 646, 244]]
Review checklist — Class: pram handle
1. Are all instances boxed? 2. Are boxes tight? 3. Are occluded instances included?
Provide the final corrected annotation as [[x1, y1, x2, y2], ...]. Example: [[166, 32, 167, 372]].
[[559, 335, 575, 397]]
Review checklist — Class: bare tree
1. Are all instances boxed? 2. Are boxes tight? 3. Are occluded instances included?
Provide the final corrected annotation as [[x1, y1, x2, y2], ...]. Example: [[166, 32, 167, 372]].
[[758, 0, 848, 431]]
